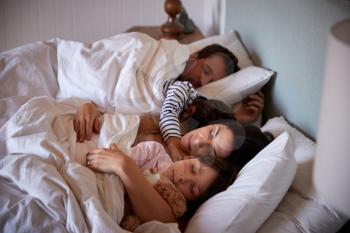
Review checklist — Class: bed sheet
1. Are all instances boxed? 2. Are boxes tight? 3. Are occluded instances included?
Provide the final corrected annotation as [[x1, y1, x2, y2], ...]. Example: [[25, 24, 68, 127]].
[[0, 96, 181, 233], [0, 32, 189, 125], [0, 33, 186, 232], [56, 32, 189, 115]]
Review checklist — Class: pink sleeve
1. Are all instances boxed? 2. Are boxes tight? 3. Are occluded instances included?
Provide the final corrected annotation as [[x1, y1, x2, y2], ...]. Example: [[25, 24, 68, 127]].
[[129, 142, 173, 172]]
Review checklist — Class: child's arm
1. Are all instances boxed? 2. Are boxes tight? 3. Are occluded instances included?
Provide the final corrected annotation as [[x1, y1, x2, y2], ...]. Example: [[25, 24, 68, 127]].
[[86, 146, 176, 223], [160, 81, 197, 160], [166, 137, 187, 161]]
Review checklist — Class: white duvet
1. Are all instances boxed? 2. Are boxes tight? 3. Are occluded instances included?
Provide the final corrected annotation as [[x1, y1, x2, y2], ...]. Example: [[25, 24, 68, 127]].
[[56, 32, 189, 114], [0, 33, 187, 233]]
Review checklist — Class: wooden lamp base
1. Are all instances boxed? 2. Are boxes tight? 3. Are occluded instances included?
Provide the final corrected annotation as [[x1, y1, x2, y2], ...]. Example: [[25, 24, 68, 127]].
[[161, 0, 184, 39]]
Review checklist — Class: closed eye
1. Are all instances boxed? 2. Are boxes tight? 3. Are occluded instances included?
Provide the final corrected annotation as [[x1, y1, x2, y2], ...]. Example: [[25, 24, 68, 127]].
[[211, 126, 220, 157], [202, 64, 212, 76], [192, 164, 198, 174], [210, 129, 214, 139]]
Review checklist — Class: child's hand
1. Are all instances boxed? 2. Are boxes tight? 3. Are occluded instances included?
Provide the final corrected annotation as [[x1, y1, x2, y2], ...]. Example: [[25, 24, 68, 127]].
[[86, 146, 128, 174]]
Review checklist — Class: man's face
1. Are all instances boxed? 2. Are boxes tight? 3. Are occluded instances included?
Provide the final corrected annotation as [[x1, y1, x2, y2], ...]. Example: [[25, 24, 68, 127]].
[[179, 54, 227, 88]]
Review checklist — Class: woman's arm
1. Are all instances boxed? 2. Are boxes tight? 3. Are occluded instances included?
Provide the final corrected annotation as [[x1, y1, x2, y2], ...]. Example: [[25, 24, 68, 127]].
[[86, 146, 176, 223]]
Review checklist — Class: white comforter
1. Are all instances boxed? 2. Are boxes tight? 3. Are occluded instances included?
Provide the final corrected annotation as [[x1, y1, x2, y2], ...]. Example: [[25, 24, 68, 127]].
[[56, 32, 189, 114], [0, 33, 186, 233]]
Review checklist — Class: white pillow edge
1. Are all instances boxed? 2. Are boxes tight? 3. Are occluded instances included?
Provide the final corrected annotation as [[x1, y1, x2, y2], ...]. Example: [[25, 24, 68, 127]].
[[185, 132, 297, 233], [197, 66, 274, 105]]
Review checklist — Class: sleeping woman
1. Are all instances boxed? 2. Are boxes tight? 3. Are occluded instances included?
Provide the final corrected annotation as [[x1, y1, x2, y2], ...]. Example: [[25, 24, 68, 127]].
[[78, 97, 272, 230], [84, 120, 273, 230], [74, 91, 265, 160], [87, 141, 235, 231]]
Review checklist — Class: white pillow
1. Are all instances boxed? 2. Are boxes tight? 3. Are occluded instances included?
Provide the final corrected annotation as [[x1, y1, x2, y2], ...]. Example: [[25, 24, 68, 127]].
[[188, 31, 254, 69], [185, 132, 297, 233], [196, 66, 273, 105], [258, 117, 347, 233]]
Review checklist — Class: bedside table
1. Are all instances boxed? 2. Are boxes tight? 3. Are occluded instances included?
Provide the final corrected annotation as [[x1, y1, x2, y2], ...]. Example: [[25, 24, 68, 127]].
[[126, 26, 204, 44]]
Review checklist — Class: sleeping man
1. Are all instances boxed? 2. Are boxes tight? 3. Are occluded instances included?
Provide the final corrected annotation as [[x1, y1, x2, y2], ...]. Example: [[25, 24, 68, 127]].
[[75, 90, 264, 161], [64, 33, 264, 161]]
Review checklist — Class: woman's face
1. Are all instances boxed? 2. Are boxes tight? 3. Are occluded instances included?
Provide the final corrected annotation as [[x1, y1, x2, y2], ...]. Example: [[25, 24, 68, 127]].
[[180, 54, 227, 88], [180, 124, 234, 159], [160, 158, 218, 201]]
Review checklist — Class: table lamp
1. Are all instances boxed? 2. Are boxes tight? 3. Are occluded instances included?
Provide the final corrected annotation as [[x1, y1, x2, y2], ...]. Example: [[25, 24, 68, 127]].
[[314, 18, 350, 218]]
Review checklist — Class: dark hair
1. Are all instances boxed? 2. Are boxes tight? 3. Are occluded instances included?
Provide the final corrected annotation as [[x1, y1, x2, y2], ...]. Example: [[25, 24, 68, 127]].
[[190, 98, 235, 127], [218, 120, 274, 167], [178, 122, 273, 230], [178, 155, 237, 229], [197, 44, 240, 74]]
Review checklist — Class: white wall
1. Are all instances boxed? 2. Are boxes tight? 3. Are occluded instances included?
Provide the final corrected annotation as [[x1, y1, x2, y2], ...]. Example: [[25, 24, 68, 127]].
[[0, 0, 222, 52], [225, 0, 350, 139]]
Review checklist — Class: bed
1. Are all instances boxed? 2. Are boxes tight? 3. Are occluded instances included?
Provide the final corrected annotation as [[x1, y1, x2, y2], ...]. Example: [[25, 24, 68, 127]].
[[0, 30, 346, 233]]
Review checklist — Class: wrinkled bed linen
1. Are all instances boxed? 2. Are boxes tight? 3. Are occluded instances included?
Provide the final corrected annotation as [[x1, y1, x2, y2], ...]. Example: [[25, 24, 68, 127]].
[[0, 96, 138, 233], [0, 33, 185, 233], [56, 32, 189, 114]]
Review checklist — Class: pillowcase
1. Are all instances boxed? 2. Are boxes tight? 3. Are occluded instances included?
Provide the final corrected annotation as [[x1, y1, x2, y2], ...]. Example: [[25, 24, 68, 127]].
[[258, 117, 347, 233], [188, 31, 254, 69], [185, 132, 297, 233], [196, 66, 273, 105]]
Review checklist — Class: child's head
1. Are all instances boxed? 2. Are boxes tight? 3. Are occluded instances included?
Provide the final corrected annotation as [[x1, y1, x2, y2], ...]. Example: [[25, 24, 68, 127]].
[[180, 98, 234, 127], [162, 155, 236, 228], [179, 44, 239, 88], [160, 156, 235, 201]]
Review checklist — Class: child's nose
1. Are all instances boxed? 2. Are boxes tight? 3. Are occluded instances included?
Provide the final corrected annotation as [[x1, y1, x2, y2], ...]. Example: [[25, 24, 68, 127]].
[[174, 166, 185, 184], [174, 173, 184, 184]]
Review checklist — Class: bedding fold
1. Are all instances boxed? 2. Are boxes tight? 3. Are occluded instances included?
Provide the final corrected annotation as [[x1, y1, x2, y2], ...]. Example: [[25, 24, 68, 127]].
[[0, 32, 186, 233], [56, 32, 190, 115], [0, 96, 136, 232]]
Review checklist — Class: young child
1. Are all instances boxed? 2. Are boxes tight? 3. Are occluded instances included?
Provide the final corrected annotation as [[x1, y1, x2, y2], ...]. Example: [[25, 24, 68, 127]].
[[120, 165, 187, 231], [88, 141, 235, 232], [86, 118, 274, 230], [160, 44, 240, 160], [161, 91, 265, 161]]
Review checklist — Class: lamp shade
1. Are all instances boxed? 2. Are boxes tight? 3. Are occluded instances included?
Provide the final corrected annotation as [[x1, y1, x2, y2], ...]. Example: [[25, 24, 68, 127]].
[[314, 18, 350, 218]]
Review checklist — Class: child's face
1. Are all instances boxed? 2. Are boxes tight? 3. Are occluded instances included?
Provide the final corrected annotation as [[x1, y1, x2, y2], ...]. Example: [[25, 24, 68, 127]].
[[160, 158, 218, 201]]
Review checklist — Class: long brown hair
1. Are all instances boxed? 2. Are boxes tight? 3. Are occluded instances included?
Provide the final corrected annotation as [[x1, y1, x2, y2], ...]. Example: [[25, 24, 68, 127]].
[[178, 155, 237, 230]]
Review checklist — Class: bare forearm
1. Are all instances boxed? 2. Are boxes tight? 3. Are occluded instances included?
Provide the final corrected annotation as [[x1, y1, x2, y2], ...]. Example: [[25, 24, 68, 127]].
[[166, 137, 186, 161], [116, 161, 176, 223]]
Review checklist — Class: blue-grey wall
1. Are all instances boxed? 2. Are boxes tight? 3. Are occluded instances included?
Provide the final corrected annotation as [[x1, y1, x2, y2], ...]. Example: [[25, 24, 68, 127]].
[[225, 0, 350, 139]]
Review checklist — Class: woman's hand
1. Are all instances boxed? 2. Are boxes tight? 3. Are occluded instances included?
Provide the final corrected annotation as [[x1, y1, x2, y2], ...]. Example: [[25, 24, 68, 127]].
[[233, 91, 264, 124], [86, 144, 129, 174], [73, 102, 101, 143]]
